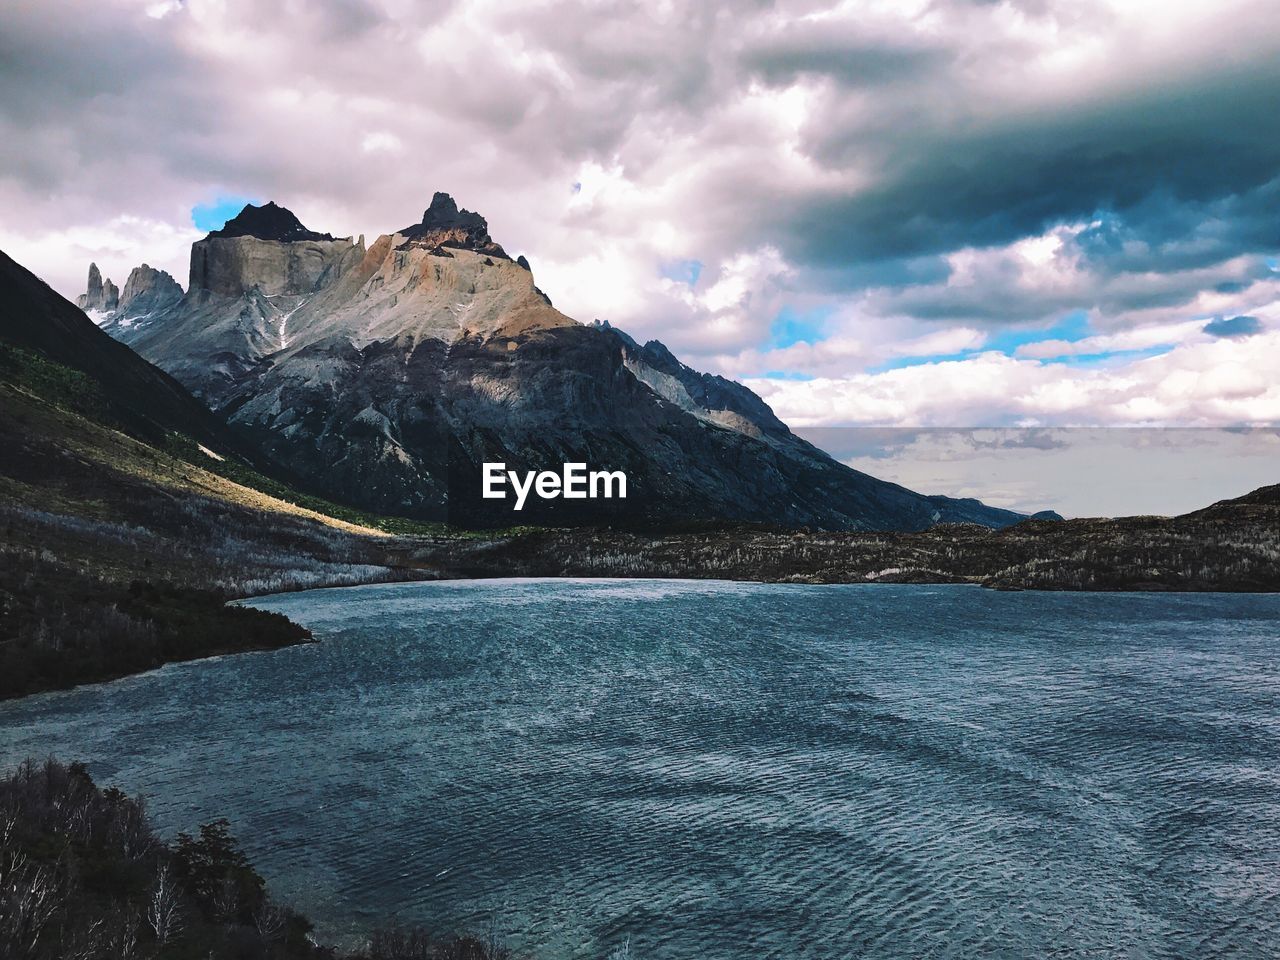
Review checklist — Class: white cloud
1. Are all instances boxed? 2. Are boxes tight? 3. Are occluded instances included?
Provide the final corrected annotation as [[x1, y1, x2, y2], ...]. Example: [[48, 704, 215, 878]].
[[1014, 319, 1208, 359], [359, 131, 403, 155], [893, 326, 985, 358], [0, 215, 200, 301], [748, 330, 1280, 428], [1, 0, 1278, 428], [144, 0, 181, 20]]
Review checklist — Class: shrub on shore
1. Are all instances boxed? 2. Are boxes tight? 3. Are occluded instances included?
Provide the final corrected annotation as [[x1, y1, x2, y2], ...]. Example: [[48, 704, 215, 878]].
[[0, 759, 508, 960]]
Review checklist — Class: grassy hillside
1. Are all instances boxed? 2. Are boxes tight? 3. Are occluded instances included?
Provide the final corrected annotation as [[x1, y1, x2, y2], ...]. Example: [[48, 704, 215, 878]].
[[0, 249, 253, 457], [0, 344, 438, 698]]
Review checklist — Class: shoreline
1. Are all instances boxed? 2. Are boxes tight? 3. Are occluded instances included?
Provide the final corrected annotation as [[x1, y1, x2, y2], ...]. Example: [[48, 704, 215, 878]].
[[9, 573, 1278, 706]]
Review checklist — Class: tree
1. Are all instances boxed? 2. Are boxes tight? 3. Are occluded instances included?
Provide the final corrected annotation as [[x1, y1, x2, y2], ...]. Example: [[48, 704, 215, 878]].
[[144, 863, 183, 944], [172, 818, 265, 922], [253, 896, 288, 942]]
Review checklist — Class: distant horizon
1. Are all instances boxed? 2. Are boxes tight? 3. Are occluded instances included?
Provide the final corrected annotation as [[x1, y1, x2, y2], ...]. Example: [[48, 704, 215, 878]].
[[797, 426, 1280, 519]]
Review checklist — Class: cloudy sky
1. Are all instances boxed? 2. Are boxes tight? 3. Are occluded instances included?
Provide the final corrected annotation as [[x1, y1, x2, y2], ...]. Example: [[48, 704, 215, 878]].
[[2, 0, 1278, 445]]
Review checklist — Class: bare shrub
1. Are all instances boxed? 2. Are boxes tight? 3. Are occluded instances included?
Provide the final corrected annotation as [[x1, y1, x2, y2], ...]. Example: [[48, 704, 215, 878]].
[[144, 863, 183, 944]]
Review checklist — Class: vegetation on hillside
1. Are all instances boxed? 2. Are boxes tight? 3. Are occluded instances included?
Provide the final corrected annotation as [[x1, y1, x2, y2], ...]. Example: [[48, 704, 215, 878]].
[[0, 344, 112, 426], [0, 759, 508, 960], [0, 349, 433, 699], [420, 492, 1280, 592], [0, 555, 313, 698], [159, 433, 455, 538]]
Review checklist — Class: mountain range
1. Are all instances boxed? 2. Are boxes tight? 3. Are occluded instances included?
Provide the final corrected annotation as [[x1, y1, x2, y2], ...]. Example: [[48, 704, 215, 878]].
[[1, 236, 1274, 698], [83, 193, 1039, 530]]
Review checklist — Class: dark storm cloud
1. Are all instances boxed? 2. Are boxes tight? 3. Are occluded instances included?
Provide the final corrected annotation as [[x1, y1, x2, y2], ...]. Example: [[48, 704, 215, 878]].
[[1073, 182, 1280, 276], [871, 244, 1276, 326], [0, 1, 256, 223], [778, 65, 1280, 270], [740, 21, 950, 87]]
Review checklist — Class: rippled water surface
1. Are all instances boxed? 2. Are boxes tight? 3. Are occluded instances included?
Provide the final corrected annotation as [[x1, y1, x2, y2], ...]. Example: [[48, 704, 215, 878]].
[[3, 580, 1280, 958]]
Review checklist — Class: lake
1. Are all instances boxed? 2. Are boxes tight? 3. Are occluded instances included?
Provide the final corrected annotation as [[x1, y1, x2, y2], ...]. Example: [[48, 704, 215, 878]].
[[2, 579, 1279, 958]]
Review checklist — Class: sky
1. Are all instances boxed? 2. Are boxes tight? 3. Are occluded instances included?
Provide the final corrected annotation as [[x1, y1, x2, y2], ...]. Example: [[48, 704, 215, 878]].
[[1, 0, 1278, 507], [795, 426, 1280, 516]]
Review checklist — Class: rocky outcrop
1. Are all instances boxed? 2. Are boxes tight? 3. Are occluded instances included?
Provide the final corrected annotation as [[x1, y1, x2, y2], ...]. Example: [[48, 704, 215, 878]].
[[78, 261, 181, 328], [275, 231, 571, 353], [188, 234, 363, 298], [75, 262, 101, 310], [613, 327, 791, 441], [396, 191, 510, 260], [188, 204, 361, 299], [91, 203, 363, 400], [117, 264, 183, 317], [76, 262, 118, 313]]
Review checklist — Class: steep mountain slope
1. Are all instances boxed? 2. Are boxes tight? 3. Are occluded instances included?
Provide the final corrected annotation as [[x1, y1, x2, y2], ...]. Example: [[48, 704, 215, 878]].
[[0, 246, 424, 697], [92, 196, 1034, 531], [0, 249, 248, 454]]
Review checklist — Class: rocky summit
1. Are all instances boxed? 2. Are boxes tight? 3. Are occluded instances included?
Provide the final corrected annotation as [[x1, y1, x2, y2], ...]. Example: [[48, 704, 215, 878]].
[[76, 262, 118, 314], [396, 191, 509, 259], [116, 263, 183, 319], [86, 195, 1034, 530], [209, 200, 336, 242]]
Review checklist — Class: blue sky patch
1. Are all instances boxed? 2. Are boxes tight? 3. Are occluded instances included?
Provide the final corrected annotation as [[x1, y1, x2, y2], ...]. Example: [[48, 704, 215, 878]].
[[749, 370, 816, 381], [1047, 346, 1176, 366], [191, 195, 260, 232], [984, 311, 1091, 355], [659, 258, 702, 286], [768, 305, 834, 349]]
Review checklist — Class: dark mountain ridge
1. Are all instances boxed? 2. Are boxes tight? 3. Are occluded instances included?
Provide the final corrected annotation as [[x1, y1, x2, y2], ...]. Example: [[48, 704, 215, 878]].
[[210, 200, 335, 241], [0, 249, 248, 455]]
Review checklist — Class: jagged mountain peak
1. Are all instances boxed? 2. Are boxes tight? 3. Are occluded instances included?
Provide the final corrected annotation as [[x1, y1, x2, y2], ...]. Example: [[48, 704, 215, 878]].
[[80, 262, 181, 325], [117, 263, 183, 316], [420, 191, 486, 231], [209, 201, 335, 242], [77, 261, 118, 314], [639, 339, 682, 368], [396, 191, 508, 260]]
